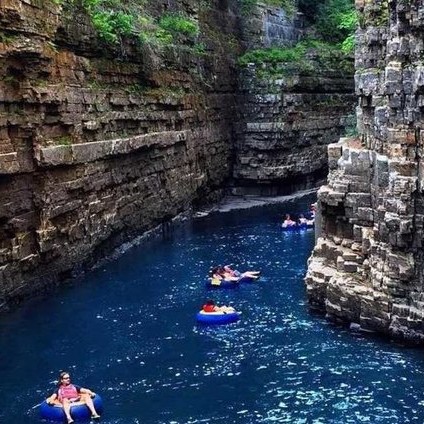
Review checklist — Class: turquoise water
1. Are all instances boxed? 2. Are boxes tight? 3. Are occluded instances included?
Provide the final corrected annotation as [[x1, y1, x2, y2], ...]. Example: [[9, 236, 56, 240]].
[[1, 197, 424, 423]]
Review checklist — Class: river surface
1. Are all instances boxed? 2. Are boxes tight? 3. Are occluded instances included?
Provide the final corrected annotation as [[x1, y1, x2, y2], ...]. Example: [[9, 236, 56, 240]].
[[1, 197, 424, 424]]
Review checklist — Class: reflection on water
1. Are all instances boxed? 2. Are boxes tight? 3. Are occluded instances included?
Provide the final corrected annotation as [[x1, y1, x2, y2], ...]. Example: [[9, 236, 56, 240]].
[[1, 196, 424, 423]]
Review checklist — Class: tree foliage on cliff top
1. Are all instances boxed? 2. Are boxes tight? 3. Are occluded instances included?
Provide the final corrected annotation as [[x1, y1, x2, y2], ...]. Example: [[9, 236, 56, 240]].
[[312, 0, 357, 47], [238, 0, 356, 72], [297, 0, 357, 53], [75, 0, 199, 48], [238, 39, 353, 74]]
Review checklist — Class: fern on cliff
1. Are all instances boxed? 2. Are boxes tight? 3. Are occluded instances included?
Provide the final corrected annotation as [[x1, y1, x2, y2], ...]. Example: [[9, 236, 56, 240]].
[[73, 0, 199, 48], [159, 15, 199, 37], [91, 11, 133, 43], [238, 39, 353, 75]]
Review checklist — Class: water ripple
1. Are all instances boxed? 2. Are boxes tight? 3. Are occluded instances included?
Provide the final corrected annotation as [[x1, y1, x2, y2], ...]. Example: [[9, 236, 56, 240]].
[[2, 199, 424, 423]]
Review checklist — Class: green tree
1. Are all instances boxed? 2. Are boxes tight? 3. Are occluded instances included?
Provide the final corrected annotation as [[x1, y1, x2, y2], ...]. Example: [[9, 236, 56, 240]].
[[315, 0, 356, 44]]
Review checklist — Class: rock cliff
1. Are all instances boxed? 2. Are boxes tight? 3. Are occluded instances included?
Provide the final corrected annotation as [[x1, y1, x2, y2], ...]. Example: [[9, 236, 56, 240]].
[[306, 0, 424, 343], [235, 64, 355, 195], [0, 0, 355, 309], [0, 0, 240, 307], [234, 5, 356, 195]]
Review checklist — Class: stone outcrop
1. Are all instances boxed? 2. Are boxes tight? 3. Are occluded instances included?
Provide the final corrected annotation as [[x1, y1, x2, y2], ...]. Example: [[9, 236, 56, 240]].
[[306, 0, 424, 343], [235, 66, 356, 195], [234, 6, 356, 195], [240, 3, 303, 49], [0, 0, 240, 308]]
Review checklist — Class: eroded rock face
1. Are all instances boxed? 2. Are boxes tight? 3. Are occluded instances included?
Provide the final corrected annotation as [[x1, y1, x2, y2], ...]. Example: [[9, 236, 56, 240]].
[[240, 3, 303, 49], [234, 6, 356, 195], [234, 67, 356, 195], [0, 0, 357, 309], [306, 0, 424, 343], [0, 0, 240, 307]]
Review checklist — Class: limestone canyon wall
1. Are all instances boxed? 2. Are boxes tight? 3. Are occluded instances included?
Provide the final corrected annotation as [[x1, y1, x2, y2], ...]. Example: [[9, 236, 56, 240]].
[[234, 6, 356, 195], [0, 0, 240, 308], [235, 65, 356, 195], [306, 0, 424, 343], [0, 0, 358, 310]]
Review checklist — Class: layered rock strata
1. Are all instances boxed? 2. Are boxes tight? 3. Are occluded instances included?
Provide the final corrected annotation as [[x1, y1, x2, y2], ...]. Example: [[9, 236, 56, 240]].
[[0, 0, 239, 308], [240, 3, 303, 49], [234, 5, 356, 195], [306, 0, 424, 343], [234, 65, 356, 195], [0, 0, 359, 309]]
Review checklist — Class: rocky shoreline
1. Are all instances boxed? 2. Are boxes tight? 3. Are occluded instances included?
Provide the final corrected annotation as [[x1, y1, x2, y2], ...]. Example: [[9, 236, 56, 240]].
[[194, 188, 318, 216]]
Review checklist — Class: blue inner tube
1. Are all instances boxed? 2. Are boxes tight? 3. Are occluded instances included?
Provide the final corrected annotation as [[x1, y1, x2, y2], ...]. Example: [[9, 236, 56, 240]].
[[39, 394, 103, 422], [281, 224, 298, 231], [196, 311, 241, 325], [282, 223, 314, 231], [299, 223, 314, 229], [205, 279, 239, 288]]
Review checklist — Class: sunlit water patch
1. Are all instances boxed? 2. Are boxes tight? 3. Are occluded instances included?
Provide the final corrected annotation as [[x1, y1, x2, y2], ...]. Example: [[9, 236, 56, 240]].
[[1, 197, 424, 423]]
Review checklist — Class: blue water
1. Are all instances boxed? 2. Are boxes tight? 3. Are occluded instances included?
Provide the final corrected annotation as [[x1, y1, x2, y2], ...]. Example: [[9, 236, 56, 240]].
[[1, 197, 424, 424]]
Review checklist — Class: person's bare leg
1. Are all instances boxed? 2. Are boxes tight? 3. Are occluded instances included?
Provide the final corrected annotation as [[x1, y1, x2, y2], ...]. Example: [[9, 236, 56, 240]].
[[222, 306, 235, 312], [62, 399, 74, 423], [243, 272, 259, 279], [81, 393, 100, 418]]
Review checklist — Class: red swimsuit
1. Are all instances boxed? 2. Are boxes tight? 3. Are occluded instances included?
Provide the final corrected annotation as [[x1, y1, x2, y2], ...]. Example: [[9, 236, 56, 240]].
[[203, 304, 215, 312]]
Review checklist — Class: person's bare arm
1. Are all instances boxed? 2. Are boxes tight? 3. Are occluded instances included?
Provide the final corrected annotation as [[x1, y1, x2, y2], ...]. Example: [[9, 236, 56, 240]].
[[80, 387, 96, 397], [46, 393, 58, 405]]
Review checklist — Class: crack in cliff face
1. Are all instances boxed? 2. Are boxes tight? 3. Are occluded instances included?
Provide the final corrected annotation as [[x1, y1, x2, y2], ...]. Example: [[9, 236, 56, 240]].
[[306, 0, 424, 344]]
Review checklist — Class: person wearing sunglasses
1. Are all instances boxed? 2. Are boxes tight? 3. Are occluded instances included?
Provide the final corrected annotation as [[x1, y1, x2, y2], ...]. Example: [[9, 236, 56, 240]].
[[46, 371, 101, 423]]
